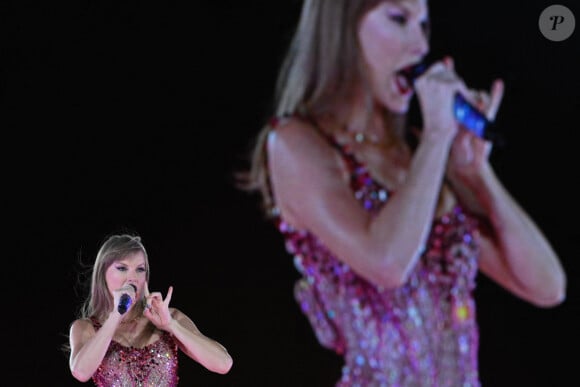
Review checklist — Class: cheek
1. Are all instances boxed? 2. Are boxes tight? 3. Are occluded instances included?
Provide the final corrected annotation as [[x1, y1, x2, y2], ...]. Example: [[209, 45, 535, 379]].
[[105, 268, 123, 286], [359, 25, 400, 76], [359, 24, 381, 68]]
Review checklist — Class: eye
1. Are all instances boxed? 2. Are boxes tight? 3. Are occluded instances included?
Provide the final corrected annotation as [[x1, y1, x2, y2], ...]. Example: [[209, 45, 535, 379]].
[[115, 265, 127, 272], [421, 19, 431, 35], [137, 267, 147, 273], [389, 13, 407, 25]]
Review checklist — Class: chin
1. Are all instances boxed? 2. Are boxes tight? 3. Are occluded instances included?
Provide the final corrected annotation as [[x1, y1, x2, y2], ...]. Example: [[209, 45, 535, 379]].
[[376, 87, 410, 113]]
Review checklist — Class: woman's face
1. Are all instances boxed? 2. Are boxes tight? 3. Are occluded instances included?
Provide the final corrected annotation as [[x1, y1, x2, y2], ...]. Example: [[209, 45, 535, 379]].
[[105, 251, 147, 299], [358, 0, 429, 113]]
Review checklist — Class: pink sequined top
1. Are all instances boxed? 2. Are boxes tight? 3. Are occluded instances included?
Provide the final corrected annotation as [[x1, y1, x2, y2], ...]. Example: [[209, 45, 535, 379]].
[[270, 119, 482, 386], [90, 318, 179, 387]]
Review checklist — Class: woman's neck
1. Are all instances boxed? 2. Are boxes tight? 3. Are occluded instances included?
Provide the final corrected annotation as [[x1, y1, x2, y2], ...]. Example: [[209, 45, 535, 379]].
[[321, 96, 395, 148]]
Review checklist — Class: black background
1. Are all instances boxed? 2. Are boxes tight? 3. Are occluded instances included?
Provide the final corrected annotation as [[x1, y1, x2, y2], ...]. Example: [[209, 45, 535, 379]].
[[2, 0, 579, 386]]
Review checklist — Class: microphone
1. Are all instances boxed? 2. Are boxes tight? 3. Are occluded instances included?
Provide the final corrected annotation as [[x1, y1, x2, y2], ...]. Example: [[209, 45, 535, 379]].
[[398, 60, 496, 141], [117, 284, 137, 315]]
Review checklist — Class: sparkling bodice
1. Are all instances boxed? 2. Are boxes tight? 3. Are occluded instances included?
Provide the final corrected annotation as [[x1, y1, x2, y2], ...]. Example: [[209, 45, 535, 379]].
[[273, 124, 482, 387], [91, 319, 179, 387]]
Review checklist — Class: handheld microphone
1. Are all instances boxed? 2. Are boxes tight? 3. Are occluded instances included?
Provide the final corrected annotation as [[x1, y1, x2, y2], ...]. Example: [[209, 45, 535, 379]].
[[117, 284, 137, 315], [398, 60, 494, 140]]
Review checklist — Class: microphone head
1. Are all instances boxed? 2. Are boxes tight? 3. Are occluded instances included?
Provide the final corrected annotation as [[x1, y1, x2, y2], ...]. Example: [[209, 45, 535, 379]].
[[118, 294, 132, 314], [117, 294, 133, 314], [117, 284, 136, 315]]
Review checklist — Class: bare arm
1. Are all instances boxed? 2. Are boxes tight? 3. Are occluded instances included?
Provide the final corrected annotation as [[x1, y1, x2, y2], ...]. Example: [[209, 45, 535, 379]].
[[446, 79, 566, 307], [166, 309, 233, 374], [144, 284, 233, 374], [69, 313, 122, 382], [454, 159, 566, 307], [268, 61, 469, 289], [268, 116, 455, 288]]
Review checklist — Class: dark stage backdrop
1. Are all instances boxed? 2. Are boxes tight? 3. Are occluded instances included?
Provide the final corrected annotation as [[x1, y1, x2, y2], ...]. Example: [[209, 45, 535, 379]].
[[2, 1, 578, 386]]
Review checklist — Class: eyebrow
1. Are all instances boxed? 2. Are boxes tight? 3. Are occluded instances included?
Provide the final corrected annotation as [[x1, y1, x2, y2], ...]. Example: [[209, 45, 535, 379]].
[[114, 260, 146, 267], [384, 0, 428, 19], [383, 0, 424, 9]]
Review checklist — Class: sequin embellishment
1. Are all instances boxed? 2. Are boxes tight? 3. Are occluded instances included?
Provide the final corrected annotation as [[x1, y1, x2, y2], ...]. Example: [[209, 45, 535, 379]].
[[90, 319, 179, 387], [271, 121, 482, 387]]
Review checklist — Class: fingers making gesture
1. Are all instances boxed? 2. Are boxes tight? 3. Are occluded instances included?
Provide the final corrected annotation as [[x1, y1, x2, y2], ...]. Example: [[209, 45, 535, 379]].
[[143, 282, 174, 330]]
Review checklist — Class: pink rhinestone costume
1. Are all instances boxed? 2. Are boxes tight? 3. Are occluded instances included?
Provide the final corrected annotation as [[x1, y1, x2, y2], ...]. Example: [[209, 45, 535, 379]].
[[270, 118, 482, 386], [90, 318, 179, 387]]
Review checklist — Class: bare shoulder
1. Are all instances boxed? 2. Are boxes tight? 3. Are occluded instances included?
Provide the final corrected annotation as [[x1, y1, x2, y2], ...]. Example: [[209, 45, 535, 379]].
[[271, 115, 314, 138], [70, 318, 94, 332], [268, 115, 336, 165], [69, 318, 96, 343], [267, 115, 352, 229]]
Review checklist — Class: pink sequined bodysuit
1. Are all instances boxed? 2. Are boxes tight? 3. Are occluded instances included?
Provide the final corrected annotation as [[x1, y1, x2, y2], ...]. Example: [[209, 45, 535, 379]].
[[90, 318, 179, 387], [271, 121, 482, 387]]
